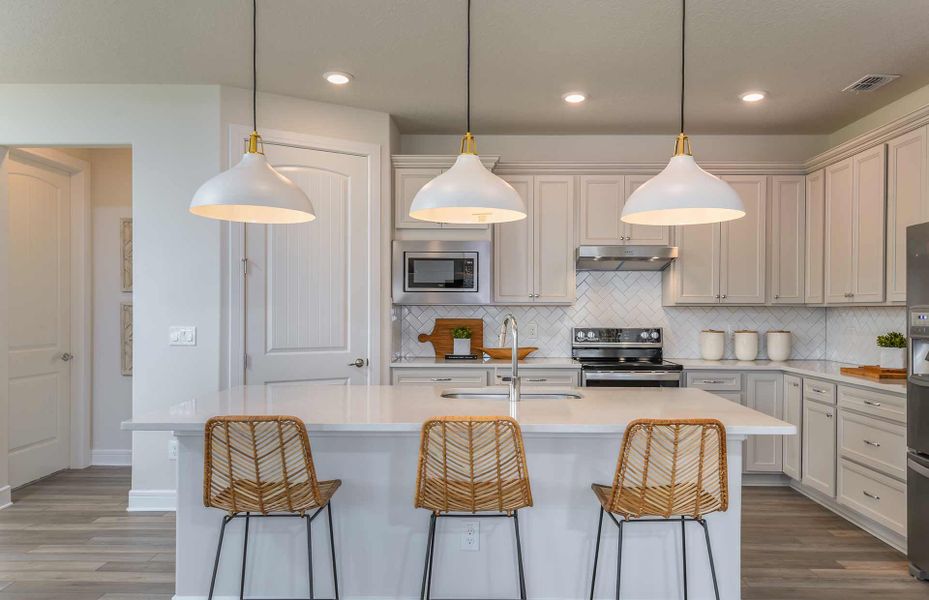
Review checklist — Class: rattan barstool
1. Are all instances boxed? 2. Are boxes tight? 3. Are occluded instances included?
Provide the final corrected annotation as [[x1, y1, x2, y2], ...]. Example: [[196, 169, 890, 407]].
[[414, 416, 533, 600], [203, 416, 340, 600], [588, 419, 728, 600]]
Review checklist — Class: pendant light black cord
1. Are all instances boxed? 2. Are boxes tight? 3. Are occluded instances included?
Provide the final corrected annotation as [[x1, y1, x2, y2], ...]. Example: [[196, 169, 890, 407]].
[[466, 0, 471, 133], [680, 0, 685, 134], [252, 0, 258, 133]]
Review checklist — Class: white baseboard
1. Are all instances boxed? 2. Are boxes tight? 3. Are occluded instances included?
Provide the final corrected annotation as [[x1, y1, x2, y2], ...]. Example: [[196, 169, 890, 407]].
[[743, 472, 791, 486], [0, 485, 11, 510], [91, 448, 132, 466], [127, 488, 177, 512]]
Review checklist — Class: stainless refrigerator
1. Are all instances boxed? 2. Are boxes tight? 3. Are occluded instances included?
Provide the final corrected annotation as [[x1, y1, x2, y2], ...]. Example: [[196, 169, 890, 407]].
[[907, 221, 929, 580]]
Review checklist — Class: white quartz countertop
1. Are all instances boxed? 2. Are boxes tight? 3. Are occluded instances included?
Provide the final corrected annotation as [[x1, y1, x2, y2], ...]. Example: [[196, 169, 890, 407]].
[[123, 383, 793, 436], [672, 359, 907, 394], [390, 357, 580, 369]]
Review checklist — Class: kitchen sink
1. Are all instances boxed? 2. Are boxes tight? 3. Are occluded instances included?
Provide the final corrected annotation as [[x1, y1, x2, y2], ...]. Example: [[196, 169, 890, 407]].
[[440, 387, 583, 400]]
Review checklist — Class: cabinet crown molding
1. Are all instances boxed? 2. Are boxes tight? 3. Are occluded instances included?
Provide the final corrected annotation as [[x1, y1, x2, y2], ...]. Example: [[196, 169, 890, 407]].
[[391, 154, 500, 169]]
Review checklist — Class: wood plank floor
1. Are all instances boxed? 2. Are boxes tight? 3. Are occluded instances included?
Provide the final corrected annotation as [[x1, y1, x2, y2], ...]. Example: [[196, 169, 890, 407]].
[[0, 469, 926, 599]]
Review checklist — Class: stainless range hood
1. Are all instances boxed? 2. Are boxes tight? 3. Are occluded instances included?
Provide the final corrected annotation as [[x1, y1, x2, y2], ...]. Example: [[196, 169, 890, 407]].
[[575, 245, 679, 271]]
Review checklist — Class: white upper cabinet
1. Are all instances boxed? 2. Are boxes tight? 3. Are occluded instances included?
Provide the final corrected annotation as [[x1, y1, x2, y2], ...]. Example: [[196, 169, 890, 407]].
[[394, 164, 490, 230], [495, 174, 575, 304], [664, 175, 766, 305], [804, 169, 825, 304], [577, 174, 668, 245], [825, 146, 887, 304], [886, 126, 928, 303], [769, 176, 806, 304]]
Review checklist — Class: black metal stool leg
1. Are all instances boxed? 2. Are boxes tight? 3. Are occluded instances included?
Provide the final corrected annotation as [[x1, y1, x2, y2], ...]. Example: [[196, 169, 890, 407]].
[[699, 519, 720, 600], [615, 519, 624, 600], [208, 515, 232, 600], [426, 513, 438, 600], [590, 507, 604, 600], [327, 502, 339, 600], [240, 513, 250, 600], [681, 517, 688, 600], [306, 513, 315, 600], [419, 513, 436, 600], [513, 511, 527, 600]]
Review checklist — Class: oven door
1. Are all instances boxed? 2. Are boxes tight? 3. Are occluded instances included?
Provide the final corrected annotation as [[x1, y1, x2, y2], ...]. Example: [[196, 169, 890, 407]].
[[582, 370, 682, 388]]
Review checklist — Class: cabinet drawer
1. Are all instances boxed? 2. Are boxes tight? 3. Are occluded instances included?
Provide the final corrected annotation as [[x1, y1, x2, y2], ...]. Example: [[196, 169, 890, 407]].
[[686, 372, 742, 391], [493, 368, 579, 387], [838, 459, 906, 536], [838, 410, 906, 480], [391, 368, 489, 386], [803, 379, 836, 404], [837, 385, 906, 423]]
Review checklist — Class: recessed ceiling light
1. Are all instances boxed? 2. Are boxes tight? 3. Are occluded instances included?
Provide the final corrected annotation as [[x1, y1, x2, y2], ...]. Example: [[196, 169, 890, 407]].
[[562, 92, 587, 104], [740, 91, 766, 103], [324, 71, 353, 85]]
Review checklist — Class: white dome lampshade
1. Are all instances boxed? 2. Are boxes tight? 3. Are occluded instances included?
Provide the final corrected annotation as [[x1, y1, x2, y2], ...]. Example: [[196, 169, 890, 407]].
[[190, 133, 316, 224], [409, 134, 526, 224], [621, 134, 745, 226]]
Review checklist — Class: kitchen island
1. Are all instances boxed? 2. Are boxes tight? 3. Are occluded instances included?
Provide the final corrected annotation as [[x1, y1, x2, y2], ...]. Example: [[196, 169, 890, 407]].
[[125, 384, 793, 600]]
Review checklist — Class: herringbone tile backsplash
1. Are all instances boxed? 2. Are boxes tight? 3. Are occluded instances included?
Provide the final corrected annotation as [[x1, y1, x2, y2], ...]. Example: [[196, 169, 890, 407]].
[[399, 272, 818, 359], [825, 306, 907, 364]]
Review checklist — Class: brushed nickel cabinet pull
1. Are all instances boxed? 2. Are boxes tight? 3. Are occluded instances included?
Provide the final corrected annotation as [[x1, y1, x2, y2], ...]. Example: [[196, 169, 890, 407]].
[[864, 400, 882, 407], [863, 439, 881, 447], [862, 490, 880, 501]]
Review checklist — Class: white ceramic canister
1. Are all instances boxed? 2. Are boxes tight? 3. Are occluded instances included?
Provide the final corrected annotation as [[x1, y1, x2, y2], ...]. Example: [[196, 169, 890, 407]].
[[766, 330, 792, 362], [733, 330, 759, 361], [700, 330, 725, 360]]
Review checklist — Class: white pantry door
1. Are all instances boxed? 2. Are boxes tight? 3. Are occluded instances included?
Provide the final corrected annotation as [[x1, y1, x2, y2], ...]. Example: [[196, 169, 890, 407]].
[[245, 143, 370, 386], [6, 156, 72, 487]]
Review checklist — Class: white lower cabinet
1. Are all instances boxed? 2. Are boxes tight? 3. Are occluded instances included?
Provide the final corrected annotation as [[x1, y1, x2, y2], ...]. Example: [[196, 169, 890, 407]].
[[745, 373, 784, 472], [838, 458, 907, 536], [802, 396, 836, 497], [782, 375, 802, 480], [390, 368, 489, 387], [493, 368, 579, 387]]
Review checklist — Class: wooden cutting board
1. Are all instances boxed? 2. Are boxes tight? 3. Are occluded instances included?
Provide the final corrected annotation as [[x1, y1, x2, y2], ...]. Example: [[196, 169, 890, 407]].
[[839, 365, 907, 381], [418, 318, 484, 357]]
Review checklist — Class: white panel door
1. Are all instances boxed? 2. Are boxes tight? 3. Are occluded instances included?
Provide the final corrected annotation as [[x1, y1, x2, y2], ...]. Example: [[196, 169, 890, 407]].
[[783, 375, 802, 481], [394, 168, 442, 229], [804, 169, 825, 304], [824, 158, 854, 303], [769, 176, 805, 304], [623, 175, 670, 245], [672, 223, 720, 303], [532, 175, 575, 303], [720, 175, 766, 304], [578, 175, 624, 245], [802, 398, 836, 498], [7, 156, 72, 487], [245, 144, 370, 386], [745, 373, 783, 472], [851, 145, 886, 303], [494, 176, 533, 303], [887, 127, 927, 302]]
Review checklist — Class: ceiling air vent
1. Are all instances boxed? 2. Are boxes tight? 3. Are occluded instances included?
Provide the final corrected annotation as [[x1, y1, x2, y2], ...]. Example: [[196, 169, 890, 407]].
[[842, 74, 900, 93]]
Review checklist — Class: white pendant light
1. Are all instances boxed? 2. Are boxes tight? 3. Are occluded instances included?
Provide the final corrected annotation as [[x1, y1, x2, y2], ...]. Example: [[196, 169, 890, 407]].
[[621, 0, 744, 227], [190, 0, 315, 224], [409, 0, 526, 225]]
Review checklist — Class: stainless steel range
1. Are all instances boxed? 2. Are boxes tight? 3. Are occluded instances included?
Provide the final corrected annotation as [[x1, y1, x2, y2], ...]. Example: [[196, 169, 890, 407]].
[[572, 327, 682, 387]]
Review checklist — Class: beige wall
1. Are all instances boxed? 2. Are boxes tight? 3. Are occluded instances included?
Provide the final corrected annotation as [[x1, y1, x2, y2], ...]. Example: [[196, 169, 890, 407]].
[[830, 82, 929, 148]]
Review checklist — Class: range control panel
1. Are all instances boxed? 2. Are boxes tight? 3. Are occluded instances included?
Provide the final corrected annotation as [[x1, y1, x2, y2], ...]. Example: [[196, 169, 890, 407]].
[[572, 327, 662, 345]]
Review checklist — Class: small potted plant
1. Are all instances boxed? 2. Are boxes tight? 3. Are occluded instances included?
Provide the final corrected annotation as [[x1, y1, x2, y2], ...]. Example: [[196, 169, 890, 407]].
[[452, 327, 472, 356], [876, 331, 906, 369]]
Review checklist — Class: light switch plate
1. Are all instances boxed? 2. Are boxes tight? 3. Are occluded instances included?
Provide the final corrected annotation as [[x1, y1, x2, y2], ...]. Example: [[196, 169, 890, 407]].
[[169, 326, 197, 346]]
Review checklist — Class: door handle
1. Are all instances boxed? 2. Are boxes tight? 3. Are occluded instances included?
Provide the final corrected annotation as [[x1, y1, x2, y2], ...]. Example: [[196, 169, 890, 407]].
[[60, 352, 74, 362], [348, 358, 368, 368]]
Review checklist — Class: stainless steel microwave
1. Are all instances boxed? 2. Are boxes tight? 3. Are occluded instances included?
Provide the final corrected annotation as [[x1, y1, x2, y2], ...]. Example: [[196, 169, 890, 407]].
[[392, 240, 491, 305]]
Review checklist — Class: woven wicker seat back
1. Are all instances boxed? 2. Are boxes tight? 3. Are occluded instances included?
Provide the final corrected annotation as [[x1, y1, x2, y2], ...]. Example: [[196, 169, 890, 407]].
[[415, 416, 533, 513], [204, 416, 339, 515], [598, 419, 728, 519]]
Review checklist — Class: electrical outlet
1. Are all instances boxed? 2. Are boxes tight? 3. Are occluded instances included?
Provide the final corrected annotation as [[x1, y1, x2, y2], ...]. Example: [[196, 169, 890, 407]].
[[460, 520, 479, 551], [168, 439, 178, 460], [525, 322, 538, 339], [169, 326, 197, 346]]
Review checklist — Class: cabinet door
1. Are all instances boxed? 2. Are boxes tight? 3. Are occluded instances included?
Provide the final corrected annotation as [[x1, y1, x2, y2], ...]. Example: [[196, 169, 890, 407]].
[[887, 127, 928, 303], [783, 375, 802, 480], [770, 176, 806, 304], [623, 175, 670, 245], [533, 176, 575, 303], [745, 373, 784, 472], [720, 175, 766, 304], [804, 169, 825, 304], [824, 158, 854, 303], [395, 168, 443, 229], [670, 223, 721, 303], [494, 176, 534, 303], [802, 398, 836, 497], [578, 175, 624, 245], [851, 145, 886, 303]]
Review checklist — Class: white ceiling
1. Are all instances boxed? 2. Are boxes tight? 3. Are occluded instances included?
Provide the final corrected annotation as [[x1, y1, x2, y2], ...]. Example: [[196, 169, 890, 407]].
[[3, 0, 929, 134]]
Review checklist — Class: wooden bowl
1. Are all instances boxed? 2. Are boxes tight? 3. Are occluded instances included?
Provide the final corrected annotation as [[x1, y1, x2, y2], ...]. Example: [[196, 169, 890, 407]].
[[474, 346, 538, 360]]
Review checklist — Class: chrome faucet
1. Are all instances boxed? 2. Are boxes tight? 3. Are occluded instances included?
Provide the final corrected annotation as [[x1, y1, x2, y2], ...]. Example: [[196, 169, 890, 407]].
[[501, 314, 521, 403]]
